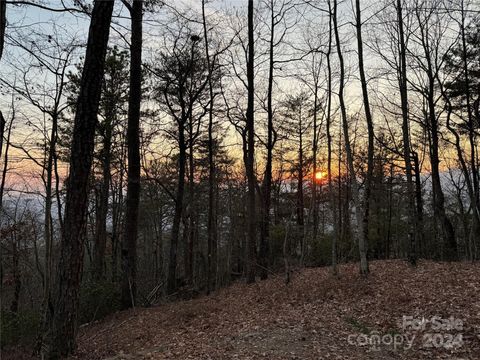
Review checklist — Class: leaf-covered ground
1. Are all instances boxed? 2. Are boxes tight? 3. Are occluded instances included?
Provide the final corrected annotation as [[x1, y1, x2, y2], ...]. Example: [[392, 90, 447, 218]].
[[5, 260, 480, 359]]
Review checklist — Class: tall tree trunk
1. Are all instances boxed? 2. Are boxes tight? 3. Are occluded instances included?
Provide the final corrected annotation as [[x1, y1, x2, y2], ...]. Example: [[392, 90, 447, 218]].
[[0, 0, 5, 60], [41, 1, 114, 357], [439, 70, 480, 259], [326, 0, 337, 275], [112, 144, 125, 282], [354, 0, 371, 275], [429, 108, 456, 259], [202, 0, 218, 293], [443, 93, 478, 257], [121, 0, 142, 309], [111, 153, 125, 282], [168, 124, 186, 293], [396, 0, 417, 265], [427, 73, 456, 259], [93, 66, 116, 281], [337, 121, 343, 256], [259, 0, 275, 280], [245, 0, 256, 284], [0, 109, 4, 160], [185, 123, 195, 285], [415, 8, 456, 260], [297, 108, 305, 262], [93, 120, 112, 280], [459, 1, 480, 255], [333, 0, 367, 275], [10, 231, 21, 313], [412, 151, 425, 256], [311, 80, 319, 252], [43, 112, 58, 317], [0, 108, 12, 218]]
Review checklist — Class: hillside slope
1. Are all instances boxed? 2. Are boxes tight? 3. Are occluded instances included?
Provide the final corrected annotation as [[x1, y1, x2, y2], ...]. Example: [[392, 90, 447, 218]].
[[6, 260, 480, 359], [75, 260, 480, 359]]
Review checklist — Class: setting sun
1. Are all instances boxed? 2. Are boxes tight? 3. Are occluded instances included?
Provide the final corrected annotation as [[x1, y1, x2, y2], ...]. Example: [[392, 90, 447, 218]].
[[314, 171, 327, 181]]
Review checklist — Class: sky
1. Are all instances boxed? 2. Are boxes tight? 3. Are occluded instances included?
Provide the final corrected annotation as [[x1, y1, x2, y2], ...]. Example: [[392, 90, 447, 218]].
[[1, 0, 478, 196]]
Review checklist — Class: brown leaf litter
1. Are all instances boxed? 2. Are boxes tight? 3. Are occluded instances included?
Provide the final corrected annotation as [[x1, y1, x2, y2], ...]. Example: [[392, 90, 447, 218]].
[[4, 260, 480, 359]]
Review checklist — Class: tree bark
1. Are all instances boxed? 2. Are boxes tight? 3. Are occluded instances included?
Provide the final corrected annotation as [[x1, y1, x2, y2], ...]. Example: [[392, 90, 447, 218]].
[[0, 110, 4, 159], [311, 77, 319, 257], [185, 117, 195, 285], [0, 107, 12, 215], [245, 0, 256, 284], [396, 0, 417, 265], [0, 0, 5, 160], [412, 151, 425, 256], [414, 6, 456, 260], [93, 116, 112, 280], [43, 111, 59, 317], [0, 0, 5, 60], [202, 0, 218, 293], [41, 1, 114, 357], [10, 228, 21, 313], [459, 2, 480, 257], [167, 124, 186, 293], [354, 0, 371, 275], [121, 0, 142, 309], [259, 0, 276, 280], [297, 106, 305, 262], [326, 0, 337, 275], [333, 0, 367, 275]]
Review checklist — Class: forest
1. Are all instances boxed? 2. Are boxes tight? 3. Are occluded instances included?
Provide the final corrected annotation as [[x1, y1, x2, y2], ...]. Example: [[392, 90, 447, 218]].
[[1, 0, 480, 359]]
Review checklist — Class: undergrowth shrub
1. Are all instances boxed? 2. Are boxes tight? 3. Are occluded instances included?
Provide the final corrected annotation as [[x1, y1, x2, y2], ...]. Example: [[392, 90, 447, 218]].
[[307, 234, 333, 266], [0, 309, 41, 348], [79, 280, 121, 324]]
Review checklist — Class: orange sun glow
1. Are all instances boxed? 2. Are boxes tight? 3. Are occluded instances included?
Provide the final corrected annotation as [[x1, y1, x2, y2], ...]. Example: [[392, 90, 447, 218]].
[[315, 171, 327, 181]]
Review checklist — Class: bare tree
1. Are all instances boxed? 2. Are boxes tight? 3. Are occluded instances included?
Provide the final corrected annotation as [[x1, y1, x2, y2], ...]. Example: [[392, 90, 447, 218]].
[[246, 0, 256, 284], [443, 0, 480, 258], [152, 27, 210, 293], [41, 0, 114, 356], [280, 91, 312, 262], [354, 0, 372, 275], [409, 0, 457, 259], [396, 0, 417, 265], [0, 0, 5, 156], [333, 0, 368, 275], [325, 0, 338, 275], [121, 0, 142, 310], [0, 95, 13, 207], [202, 0, 218, 292]]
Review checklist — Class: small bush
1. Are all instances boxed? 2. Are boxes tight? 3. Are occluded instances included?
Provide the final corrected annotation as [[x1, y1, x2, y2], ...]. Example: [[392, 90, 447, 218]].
[[0, 309, 41, 348], [270, 224, 287, 263], [79, 280, 121, 325], [306, 234, 333, 267]]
